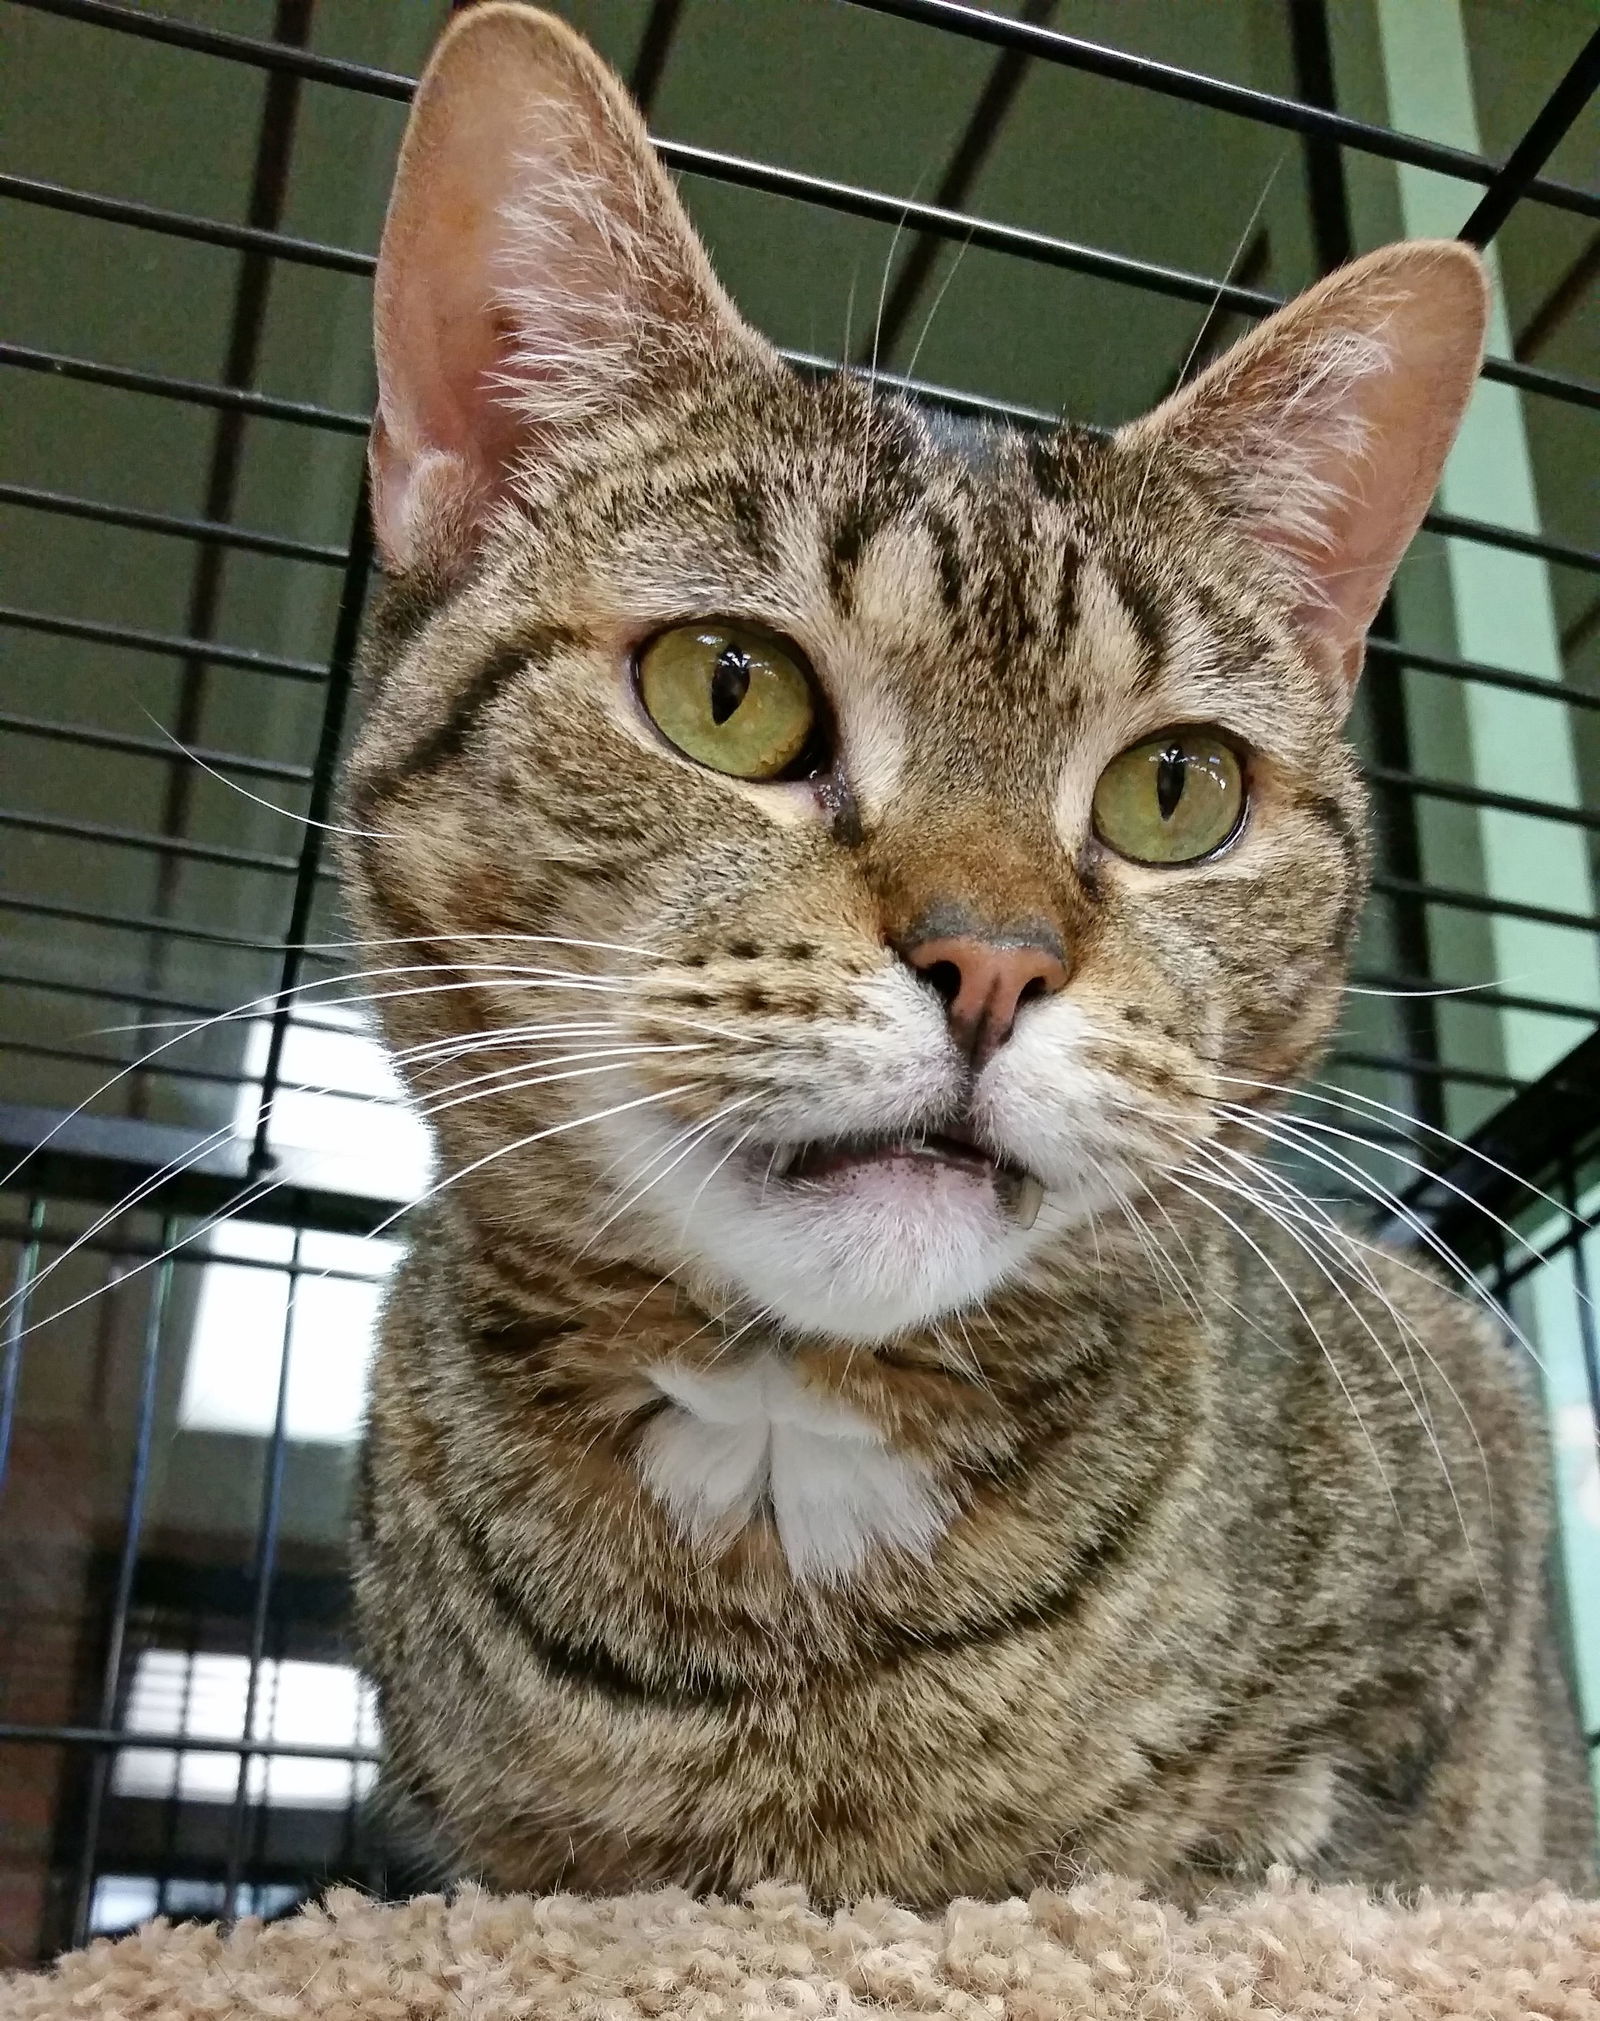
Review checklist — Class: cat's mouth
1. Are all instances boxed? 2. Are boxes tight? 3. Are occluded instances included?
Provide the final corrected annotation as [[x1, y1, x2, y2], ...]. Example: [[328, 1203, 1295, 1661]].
[[759, 1123, 1046, 1229]]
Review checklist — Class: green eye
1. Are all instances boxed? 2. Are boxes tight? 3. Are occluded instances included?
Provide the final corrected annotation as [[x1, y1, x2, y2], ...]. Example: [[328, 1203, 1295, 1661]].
[[1092, 729, 1246, 865], [637, 623, 817, 780]]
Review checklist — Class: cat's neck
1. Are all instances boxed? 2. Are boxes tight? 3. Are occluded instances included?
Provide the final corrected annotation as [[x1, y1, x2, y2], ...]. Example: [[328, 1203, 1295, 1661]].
[[406, 1184, 1220, 1592], [431, 1176, 1222, 1433]]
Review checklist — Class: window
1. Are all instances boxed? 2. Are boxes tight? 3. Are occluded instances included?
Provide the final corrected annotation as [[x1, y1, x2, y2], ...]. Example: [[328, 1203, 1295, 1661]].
[[111, 1650, 378, 1811]]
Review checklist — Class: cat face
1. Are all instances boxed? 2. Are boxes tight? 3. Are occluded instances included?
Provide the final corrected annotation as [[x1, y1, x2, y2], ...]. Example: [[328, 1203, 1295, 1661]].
[[344, 4, 1485, 1343]]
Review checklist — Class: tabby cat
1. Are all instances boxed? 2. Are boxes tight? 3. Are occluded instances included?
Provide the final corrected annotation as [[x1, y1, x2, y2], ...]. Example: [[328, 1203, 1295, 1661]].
[[344, 3, 1595, 1905]]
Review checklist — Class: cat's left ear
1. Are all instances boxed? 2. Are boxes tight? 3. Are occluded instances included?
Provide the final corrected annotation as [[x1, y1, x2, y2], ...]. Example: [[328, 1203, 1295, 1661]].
[[1119, 241, 1488, 705], [370, 2, 768, 579]]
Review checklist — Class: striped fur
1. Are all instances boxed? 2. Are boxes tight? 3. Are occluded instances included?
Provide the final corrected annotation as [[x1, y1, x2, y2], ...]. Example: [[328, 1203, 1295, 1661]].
[[341, 6, 1594, 1906]]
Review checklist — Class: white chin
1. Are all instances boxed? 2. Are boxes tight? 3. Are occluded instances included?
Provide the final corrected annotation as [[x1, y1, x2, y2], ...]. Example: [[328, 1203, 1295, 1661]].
[[654, 1147, 1045, 1344]]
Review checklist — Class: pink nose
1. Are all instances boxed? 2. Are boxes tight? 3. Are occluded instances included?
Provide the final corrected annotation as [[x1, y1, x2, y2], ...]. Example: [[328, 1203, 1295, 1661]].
[[901, 934, 1068, 1067]]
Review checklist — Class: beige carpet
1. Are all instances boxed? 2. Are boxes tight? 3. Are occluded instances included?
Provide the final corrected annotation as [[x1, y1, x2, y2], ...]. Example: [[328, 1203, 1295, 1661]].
[[2, 1873, 1596, 2019]]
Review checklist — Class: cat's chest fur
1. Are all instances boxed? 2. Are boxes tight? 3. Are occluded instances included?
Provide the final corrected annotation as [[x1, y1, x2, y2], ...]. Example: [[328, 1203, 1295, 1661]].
[[637, 1352, 953, 1581]]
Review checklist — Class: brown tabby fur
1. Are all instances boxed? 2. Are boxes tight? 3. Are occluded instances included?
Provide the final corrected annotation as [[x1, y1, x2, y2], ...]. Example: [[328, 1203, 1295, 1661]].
[[342, 5, 1595, 1907]]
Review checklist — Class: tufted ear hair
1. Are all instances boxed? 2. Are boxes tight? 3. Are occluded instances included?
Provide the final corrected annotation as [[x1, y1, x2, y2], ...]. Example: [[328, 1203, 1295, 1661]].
[[370, 2, 767, 579], [1119, 240, 1488, 706]]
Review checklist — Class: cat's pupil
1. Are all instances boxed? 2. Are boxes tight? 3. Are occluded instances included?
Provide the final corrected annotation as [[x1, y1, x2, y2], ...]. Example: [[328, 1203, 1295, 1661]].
[[710, 646, 752, 724], [1156, 747, 1187, 822]]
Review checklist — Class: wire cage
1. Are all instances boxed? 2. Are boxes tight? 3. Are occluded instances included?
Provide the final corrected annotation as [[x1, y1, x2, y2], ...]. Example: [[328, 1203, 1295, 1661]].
[[1, 0, 1597, 1967]]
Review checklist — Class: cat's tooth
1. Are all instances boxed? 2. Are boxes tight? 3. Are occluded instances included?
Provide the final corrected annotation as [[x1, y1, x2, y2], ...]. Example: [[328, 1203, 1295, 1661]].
[[1009, 1174, 1045, 1230]]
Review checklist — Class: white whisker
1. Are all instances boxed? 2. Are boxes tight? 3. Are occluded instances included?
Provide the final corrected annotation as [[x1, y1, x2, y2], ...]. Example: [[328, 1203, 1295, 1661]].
[[2, 961, 643, 1196], [137, 708, 401, 842], [1218, 1070, 1586, 1237], [416, 1052, 698, 1122], [1113, 1182, 1207, 1325], [1213, 1134, 1497, 1512], [1341, 979, 1520, 999], [351, 1085, 697, 1259], [679, 1121, 758, 1227], [901, 226, 972, 390], [1219, 1104, 1549, 1374], [583, 1097, 761, 1256], [1181, 1136, 1484, 1574], [4, 1167, 289, 1349], [1162, 1167, 1401, 1522], [418, 1044, 709, 1115], [398, 1022, 626, 1070]]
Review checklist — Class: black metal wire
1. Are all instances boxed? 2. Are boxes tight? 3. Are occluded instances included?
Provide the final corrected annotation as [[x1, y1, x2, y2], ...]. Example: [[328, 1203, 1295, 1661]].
[[0, 808, 302, 877], [68, 1233, 176, 1949], [40, 0, 1594, 227], [8, 0, 416, 99], [840, 0, 1600, 224], [5, 1039, 278, 1096], [0, 1723, 378, 1764], [2, 1033, 393, 1110], [1, 972, 241, 1026], [0, 712, 314, 785], [0, 172, 372, 276], [1420, 512, 1598, 580], [0, 1199, 47, 1496], [222, 1225, 300, 1921], [247, 483, 374, 1178], [1371, 876, 1600, 937], [629, 0, 686, 117], [0, 340, 370, 433], [1477, 351, 1600, 411], [1364, 638, 1600, 716], [857, 0, 1059, 368], [1365, 767, 1600, 835], [1457, 27, 1600, 246], [0, 968, 389, 1033], [0, 1215, 391, 1287], [0, 484, 347, 567], [0, 605, 330, 682], [0, 893, 317, 958]]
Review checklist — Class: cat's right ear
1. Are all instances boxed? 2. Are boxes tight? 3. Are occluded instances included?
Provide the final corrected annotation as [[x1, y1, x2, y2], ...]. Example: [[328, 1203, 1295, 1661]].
[[1118, 241, 1486, 706], [370, 3, 765, 578]]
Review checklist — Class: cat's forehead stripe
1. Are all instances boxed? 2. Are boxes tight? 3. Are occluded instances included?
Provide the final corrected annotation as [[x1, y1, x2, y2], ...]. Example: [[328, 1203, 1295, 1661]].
[[350, 621, 579, 815], [1099, 554, 1169, 698]]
